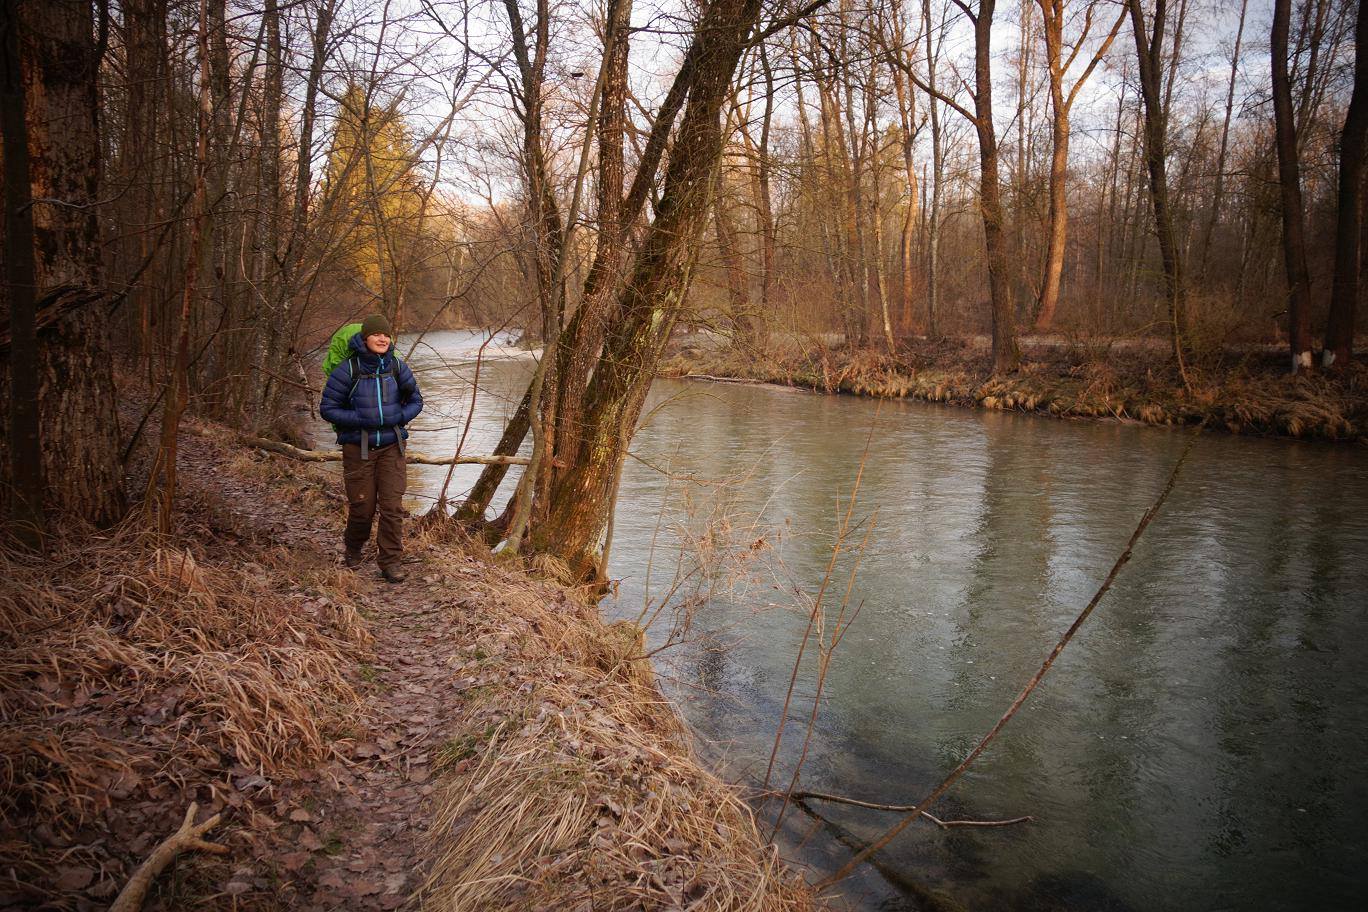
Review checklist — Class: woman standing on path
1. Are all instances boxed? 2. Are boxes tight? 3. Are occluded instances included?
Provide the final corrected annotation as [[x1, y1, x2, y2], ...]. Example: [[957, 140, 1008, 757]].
[[320, 314, 424, 583]]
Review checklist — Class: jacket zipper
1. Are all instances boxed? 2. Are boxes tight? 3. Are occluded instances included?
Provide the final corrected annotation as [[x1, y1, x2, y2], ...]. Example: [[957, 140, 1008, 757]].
[[375, 357, 386, 447]]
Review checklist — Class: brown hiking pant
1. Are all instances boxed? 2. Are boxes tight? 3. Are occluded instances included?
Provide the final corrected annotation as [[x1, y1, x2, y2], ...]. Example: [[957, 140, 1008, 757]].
[[341, 441, 407, 570]]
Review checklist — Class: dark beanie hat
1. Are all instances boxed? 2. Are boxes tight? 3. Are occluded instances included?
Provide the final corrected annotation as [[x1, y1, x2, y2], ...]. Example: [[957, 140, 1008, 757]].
[[361, 313, 392, 338]]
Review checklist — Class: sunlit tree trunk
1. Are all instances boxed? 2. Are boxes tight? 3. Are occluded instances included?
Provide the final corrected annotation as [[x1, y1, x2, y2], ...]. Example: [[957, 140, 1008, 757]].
[[1034, 0, 1124, 331], [713, 186, 753, 342]]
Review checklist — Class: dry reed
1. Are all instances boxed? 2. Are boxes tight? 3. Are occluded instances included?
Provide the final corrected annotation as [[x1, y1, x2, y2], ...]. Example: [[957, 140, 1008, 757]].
[[420, 556, 815, 912], [0, 488, 371, 900]]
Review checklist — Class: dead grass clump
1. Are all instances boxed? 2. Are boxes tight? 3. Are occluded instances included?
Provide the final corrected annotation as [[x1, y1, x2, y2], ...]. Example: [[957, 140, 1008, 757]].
[[422, 565, 814, 912], [0, 518, 370, 839]]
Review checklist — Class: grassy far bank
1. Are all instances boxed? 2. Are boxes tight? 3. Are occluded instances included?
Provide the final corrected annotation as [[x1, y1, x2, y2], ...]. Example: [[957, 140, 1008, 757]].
[[0, 407, 815, 911], [661, 334, 1368, 444]]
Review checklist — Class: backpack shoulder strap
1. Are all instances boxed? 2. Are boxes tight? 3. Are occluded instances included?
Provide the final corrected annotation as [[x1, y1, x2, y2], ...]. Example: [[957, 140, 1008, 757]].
[[346, 355, 362, 400]]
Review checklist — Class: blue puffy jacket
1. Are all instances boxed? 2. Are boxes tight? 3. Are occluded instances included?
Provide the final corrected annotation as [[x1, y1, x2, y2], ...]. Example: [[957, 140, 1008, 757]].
[[319, 333, 423, 449]]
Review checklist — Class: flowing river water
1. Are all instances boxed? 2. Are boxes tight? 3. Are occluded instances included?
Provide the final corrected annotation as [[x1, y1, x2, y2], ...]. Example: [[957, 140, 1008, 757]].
[[320, 331, 1368, 910]]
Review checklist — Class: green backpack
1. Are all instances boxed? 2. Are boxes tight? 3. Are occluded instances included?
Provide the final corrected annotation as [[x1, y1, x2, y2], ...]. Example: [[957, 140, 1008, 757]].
[[322, 322, 363, 381]]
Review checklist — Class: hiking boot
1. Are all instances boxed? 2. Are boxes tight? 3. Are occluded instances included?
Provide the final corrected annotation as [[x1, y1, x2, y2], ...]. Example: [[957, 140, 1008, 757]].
[[380, 565, 406, 584], [344, 548, 364, 569]]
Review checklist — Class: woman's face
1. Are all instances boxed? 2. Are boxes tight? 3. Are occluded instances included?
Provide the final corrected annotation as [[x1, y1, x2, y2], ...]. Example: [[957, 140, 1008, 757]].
[[365, 332, 390, 355]]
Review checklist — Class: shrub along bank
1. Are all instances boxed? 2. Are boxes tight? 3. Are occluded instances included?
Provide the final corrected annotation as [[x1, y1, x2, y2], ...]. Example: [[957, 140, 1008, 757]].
[[662, 339, 1368, 443]]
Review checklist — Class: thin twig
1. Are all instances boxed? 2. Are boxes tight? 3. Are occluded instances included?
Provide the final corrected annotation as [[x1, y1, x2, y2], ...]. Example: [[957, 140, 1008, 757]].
[[790, 790, 1033, 828]]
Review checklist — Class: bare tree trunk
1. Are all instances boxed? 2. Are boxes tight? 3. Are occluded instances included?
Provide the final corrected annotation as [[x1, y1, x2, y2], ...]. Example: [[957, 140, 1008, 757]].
[[148, 0, 213, 534], [1271, 0, 1315, 372], [970, 0, 1019, 373], [596, 0, 631, 244], [0, 0, 124, 526], [753, 44, 776, 336], [531, 0, 764, 580], [863, 40, 894, 352], [256, 0, 284, 425], [272, 0, 333, 411], [714, 189, 753, 342], [0, 0, 42, 544], [1127, 0, 1188, 371], [199, 0, 230, 401], [1034, 0, 1123, 331], [1323, 0, 1367, 369], [888, 44, 919, 337], [923, 0, 942, 338], [1196, 0, 1247, 281], [502, 0, 568, 548]]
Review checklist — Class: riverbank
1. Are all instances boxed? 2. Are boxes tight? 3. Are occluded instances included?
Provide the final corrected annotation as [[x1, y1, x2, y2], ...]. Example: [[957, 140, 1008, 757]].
[[661, 336, 1368, 443], [0, 413, 814, 910]]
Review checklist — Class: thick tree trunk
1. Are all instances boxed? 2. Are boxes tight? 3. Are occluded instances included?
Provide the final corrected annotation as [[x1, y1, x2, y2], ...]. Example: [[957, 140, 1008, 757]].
[[0, 0, 123, 526], [1324, 0, 1368, 368], [1271, 0, 1315, 372], [531, 0, 764, 579], [596, 0, 631, 243]]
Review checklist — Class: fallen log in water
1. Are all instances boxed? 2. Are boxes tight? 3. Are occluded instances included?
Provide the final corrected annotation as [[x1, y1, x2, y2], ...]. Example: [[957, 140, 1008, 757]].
[[241, 435, 530, 467]]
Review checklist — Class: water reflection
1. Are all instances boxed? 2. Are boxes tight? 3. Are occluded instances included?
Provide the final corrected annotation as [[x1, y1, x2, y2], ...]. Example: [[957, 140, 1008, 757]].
[[371, 333, 1368, 911]]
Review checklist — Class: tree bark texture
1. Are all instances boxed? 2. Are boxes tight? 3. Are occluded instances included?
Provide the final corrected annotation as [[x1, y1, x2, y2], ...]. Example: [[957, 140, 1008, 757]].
[[0, 0, 124, 526], [530, 0, 764, 578]]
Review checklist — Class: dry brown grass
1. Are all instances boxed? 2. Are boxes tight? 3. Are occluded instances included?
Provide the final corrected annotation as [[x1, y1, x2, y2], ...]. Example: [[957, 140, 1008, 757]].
[[420, 556, 815, 912], [0, 492, 372, 899]]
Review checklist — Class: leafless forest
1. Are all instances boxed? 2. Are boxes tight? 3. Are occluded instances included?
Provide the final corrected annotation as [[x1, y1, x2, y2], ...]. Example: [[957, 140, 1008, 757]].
[[2, 0, 1365, 560]]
